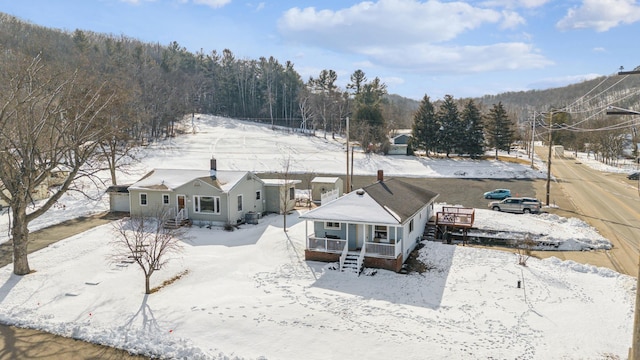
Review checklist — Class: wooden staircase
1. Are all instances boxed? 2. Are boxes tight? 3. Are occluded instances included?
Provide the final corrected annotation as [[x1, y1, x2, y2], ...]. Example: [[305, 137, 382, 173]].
[[340, 252, 363, 275], [163, 218, 191, 229]]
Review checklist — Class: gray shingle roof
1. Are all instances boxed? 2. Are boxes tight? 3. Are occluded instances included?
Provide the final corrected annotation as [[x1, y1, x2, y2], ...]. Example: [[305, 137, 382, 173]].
[[363, 178, 439, 221]]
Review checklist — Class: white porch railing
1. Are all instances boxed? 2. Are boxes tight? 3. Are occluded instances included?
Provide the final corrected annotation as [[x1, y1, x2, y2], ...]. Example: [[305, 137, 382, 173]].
[[356, 245, 366, 272], [320, 188, 339, 204], [307, 236, 401, 259], [307, 236, 347, 253], [339, 241, 349, 270], [175, 208, 186, 222], [364, 241, 398, 258]]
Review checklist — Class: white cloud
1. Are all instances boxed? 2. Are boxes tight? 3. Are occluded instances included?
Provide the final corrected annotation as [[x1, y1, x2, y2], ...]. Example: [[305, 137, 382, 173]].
[[362, 42, 553, 73], [500, 10, 526, 29], [193, 0, 231, 9], [278, 0, 502, 46], [593, 47, 606, 53], [529, 73, 603, 89], [556, 0, 640, 32], [480, 0, 550, 9], [277, 0, 546, 75]]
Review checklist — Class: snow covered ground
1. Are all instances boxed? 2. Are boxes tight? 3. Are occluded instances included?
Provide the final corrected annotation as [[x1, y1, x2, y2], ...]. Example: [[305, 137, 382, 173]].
[[0, 115, 635, 359]]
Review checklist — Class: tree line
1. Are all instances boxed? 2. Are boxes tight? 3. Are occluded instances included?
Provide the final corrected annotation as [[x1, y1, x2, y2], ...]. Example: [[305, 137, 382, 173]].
[[411, 95, 515, 159]]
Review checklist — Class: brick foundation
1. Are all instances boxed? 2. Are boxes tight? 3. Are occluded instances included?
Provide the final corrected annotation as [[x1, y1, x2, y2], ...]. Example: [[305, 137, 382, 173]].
[[305, 250, 403, 273]]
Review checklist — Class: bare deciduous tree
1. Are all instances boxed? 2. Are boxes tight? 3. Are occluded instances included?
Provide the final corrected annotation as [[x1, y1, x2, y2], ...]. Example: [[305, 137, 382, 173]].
[[0, 54, 113, 275], [512, 233, 537, 266], [111, 210, 185, 294]]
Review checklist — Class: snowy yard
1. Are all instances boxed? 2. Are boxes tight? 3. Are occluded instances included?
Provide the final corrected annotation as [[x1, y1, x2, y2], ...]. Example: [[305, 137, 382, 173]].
[[0, 115, 634, 359]]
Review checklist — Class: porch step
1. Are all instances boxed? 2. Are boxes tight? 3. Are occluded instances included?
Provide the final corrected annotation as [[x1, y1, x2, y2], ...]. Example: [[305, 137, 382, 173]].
[[341, 253, 362, 275], [423, 223, 437, 241], [163, 218, 191, 229]]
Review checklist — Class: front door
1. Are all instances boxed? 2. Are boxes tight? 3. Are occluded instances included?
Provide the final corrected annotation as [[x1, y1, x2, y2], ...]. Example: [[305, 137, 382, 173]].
[[353, 224, 366, 250], [177, 195, 186, 217]]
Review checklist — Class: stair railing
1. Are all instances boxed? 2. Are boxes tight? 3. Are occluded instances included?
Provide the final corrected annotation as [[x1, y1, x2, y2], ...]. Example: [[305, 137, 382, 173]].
[[339, 239, 349, 271], [356, 244, 366, 275]]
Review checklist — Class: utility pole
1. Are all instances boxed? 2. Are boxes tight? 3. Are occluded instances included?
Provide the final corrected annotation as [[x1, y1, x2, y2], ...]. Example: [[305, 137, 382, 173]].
[[531, 111, 536, 169], [345, 117, 350, 194], [546, 111, 553, 206]]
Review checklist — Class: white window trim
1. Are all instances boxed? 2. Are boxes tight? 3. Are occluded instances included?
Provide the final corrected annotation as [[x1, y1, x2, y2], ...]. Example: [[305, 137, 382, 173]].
[[237, 194, 243, 211], [162, 194, 170, 205], [324, 221, 341, 230], [193, 195, 221, 214], [139, 193, 148, 206]]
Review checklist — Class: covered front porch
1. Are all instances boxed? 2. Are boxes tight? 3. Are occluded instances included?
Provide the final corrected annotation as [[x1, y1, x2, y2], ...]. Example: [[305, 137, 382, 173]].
[[304, 221, 405, 273]]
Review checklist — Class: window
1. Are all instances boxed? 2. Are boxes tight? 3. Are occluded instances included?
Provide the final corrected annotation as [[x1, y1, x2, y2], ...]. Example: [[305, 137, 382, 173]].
[[409, 219, 414, 232], [237, 195, 243, 211], [325, 222, 341, 230], [289, 187, 295, 200], [194, 196, 220, 214], [139, 193, 147, 206], [162, 194, 170, 205], [256, 190, 261, 200], [374, 225, 388, 240]]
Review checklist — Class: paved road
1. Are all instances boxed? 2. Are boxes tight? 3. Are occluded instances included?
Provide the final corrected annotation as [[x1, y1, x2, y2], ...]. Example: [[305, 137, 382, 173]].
[[540, 152, 640, 276]]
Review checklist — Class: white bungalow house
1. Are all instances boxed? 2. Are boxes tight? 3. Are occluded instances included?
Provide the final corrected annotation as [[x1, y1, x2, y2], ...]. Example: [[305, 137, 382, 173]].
[[300, 170, 439, 273], [123, 159, 296, 226]]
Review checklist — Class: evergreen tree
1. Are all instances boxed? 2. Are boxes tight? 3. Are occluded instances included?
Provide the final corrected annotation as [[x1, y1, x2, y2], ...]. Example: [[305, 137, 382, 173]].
[[411, 94, 439, 156], [354, 104, 385, 153], [436, 95, 463, 157], [485, 102, 513, 160], [460, 99, 484, 158]]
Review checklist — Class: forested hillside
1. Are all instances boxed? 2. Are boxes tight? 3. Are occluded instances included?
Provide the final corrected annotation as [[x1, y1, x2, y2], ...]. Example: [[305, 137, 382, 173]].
[[1, 12, 637, 163]]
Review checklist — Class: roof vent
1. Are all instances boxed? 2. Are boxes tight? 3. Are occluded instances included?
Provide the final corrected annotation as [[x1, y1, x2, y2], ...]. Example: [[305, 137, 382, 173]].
[[356, 190, 365, 196]]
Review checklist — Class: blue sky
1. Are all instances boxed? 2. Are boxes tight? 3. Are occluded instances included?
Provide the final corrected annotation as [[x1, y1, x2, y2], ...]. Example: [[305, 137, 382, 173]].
[[2, 0, 640, 100]]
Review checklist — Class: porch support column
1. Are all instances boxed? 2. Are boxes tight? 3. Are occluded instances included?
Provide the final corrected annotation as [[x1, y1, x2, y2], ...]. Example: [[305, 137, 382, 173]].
[[304, 219, 308, 248], [345, 222, 349, 246]]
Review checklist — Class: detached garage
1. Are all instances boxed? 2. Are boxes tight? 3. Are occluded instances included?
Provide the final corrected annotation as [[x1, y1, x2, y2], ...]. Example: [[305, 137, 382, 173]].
[[106, 185, 130, 213]]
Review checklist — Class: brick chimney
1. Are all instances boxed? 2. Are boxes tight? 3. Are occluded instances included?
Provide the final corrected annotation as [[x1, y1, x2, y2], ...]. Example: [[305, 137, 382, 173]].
[[210, 158, 217, 179], [377, 170, 384, 182]]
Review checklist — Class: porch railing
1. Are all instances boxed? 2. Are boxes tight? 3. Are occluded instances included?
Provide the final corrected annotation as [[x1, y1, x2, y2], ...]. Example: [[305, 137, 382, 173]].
[[307, 236, 400, 259], [364, 241, 397, 258], [307, 236, 347, 253]]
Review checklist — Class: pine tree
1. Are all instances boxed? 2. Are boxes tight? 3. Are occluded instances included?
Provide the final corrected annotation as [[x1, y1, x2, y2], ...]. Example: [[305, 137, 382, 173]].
[[411, 94, 439, 156], [437, 95, 463, 157], [485, 102, 513, 160], [461, 99, 484, 158]]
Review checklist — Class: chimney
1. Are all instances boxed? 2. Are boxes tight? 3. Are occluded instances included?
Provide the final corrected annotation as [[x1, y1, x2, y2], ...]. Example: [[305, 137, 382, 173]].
[[377, 170, 384, 182], [210, 158, 217, 178]]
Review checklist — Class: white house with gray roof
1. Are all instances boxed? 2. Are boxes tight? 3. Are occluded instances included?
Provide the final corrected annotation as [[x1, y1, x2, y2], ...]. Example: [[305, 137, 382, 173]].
[[300, 171, 439, 273]]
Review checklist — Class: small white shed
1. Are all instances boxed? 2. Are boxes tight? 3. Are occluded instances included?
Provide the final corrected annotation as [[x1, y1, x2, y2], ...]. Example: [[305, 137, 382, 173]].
[[106, 185, 131, 213], [311, 177, 343, 203]]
